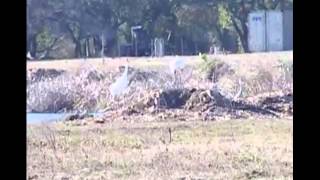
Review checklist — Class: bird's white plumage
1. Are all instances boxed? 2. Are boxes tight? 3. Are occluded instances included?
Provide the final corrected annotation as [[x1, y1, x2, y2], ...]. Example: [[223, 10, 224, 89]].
[[27, 51, 33, 60], [39, 53, 46, 60], [169, 57, 186, 74], [109, 64, 129, 97]]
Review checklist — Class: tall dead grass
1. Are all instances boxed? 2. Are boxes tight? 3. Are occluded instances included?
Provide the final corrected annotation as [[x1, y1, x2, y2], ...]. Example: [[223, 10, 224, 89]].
[[27, 57, 292, 113]]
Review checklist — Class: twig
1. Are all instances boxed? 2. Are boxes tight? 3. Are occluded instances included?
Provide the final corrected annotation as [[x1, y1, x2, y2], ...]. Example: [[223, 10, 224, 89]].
[[168, 127, 172, 143]]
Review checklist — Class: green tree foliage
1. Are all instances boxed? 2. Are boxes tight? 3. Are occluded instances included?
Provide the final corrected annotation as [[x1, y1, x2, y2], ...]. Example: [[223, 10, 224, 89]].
[[27, 0, 293, 59], [218, 4, 232, 30]]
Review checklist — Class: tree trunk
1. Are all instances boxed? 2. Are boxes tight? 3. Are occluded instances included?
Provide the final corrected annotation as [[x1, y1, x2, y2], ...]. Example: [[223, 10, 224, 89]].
[[180, 37, 184, 55], [101, 34, 105, 59], [231, 16, 249, 53], [66, 24, 82, 58], [93, 36, 100, 57], [30, 34, 38, 57], [227, 0, 250, 53], [85, 38, 89, 58], [195, 42, 198, 55], [215, 27, 225, 50], [74, 40, 81, 58], [105, 38, 117, 57], [240, 20, 249, 52]]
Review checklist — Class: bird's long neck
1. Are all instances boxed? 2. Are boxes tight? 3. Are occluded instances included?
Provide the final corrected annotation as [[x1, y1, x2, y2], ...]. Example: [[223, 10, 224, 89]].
[[124, 65, 128, 76]]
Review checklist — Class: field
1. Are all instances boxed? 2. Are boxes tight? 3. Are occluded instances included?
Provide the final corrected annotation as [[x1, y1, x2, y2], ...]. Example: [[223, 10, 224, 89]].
[[27, 51, 293, 71], [28, 119, 292, 180], [27, 51, 293, 180]]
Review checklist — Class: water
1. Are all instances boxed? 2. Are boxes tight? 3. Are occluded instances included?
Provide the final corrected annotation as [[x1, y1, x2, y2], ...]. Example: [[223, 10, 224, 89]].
[[27, 113, 103, 124], [27, 113, 71, 124]]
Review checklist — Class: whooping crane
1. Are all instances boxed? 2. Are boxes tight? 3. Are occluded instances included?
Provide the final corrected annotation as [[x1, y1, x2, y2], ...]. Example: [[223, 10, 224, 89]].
[[169, 57, 186, 75], [109, 59, 130, 97], [27, 51, 34, 60]]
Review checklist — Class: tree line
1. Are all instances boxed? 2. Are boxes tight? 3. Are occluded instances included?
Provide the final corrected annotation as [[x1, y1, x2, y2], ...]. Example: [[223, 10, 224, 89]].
[[27, 0, 293, 59]]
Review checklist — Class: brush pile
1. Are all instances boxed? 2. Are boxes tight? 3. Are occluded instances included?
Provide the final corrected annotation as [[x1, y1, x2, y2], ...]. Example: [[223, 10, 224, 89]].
[[27, 58, 293, 122]]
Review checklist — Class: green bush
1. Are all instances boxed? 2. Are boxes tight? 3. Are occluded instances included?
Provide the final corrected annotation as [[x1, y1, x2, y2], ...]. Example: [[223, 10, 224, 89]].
[[198, 54, 232, 82], [198, 54, 220, 74], [36, 27, 55, 52]]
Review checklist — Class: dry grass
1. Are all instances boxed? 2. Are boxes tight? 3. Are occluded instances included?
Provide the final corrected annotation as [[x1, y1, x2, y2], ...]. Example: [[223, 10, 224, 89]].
[[27, 119, 292, 180], [27, 51, 293, 71], [27, 52, 293, 179], [27, 52, 293, 113]]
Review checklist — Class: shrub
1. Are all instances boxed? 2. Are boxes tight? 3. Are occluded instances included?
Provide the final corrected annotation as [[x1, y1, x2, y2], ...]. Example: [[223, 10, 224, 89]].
[[198, 54, 234, 82]]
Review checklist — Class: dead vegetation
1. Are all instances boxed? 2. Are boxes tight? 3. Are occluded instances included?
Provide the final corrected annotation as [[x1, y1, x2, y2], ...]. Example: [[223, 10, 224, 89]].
[[27, 119, 293, 179], [27, 68, 66, 84], [27, 54, 293, 120], [27, 53, 293, 179]]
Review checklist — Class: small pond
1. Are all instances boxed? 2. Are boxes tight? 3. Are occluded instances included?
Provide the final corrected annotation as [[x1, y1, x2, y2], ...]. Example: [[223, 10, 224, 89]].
[[27, 113, 103, 124]]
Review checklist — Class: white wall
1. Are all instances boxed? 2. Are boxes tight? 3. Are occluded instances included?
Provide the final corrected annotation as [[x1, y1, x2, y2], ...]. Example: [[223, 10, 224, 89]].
[[266, 11, 283, 51], [248, 10, 292, 52], [248, 11, 266, 52]]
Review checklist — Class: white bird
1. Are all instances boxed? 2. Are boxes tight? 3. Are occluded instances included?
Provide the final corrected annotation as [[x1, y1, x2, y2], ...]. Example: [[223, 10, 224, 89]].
[[38, 52, 46, 60], [109, 60, 129, 97], [27, 51, 34, 60], [169, 57, 187, 87], [169, 57, 186, 75]]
